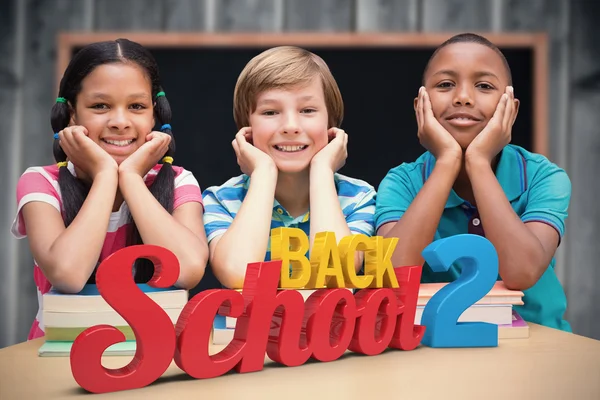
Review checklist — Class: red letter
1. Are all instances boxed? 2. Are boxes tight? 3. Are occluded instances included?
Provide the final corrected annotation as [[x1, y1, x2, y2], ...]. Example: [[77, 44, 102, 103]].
[[306, 289, 356, 362], [388, 266, 425, 350], [236, 260, 306, 371], [70, 245, 178, 394], [349, 289, 398, 355], [174, 289, 245, 378], [266, 290, 311, 367]]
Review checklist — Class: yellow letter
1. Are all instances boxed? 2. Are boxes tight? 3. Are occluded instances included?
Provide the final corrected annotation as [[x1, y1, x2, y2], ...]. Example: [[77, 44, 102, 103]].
[[308, 232, 345, 288], [338, 234, 374, 289], [364, 237, 399, 288], [270, 227, 310, 288]]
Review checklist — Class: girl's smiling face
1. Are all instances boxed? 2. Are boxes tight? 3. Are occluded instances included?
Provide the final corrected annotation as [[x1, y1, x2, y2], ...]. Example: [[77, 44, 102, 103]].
[[71, 62, 155, 165]]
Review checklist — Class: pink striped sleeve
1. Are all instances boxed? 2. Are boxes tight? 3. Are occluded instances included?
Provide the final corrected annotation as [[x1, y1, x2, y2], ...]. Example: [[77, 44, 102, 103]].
[[173, 167, 203, 210], [11, 167, 62, 238]]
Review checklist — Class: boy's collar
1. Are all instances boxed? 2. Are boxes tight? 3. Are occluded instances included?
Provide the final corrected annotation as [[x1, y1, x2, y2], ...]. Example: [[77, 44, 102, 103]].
[[241, 173, 317, 222], [423, 145, 528, 208]]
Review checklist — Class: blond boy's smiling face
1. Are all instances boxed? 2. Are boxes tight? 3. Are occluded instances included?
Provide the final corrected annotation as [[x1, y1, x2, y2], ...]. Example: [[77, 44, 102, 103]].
[[424, 42, 515, 150], [248, 76, 329, 174]]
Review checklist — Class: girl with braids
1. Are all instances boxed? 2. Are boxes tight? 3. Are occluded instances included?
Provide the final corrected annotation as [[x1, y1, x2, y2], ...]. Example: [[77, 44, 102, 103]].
[[10, 39, 208, 340]]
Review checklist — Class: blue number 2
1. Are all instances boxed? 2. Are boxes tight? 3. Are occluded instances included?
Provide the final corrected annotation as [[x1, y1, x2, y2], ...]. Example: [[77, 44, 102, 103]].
[[420, 234, 499, 348]]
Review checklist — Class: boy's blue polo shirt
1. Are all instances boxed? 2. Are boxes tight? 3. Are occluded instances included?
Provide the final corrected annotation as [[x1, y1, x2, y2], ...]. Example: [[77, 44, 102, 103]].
[[374, 144, 572, 331]]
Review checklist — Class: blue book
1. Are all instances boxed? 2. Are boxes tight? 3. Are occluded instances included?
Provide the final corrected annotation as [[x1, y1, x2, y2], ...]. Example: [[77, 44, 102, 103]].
[[214, 314, 226, 329], [48, 283, 180, 296], [43, 284, 188, 313]]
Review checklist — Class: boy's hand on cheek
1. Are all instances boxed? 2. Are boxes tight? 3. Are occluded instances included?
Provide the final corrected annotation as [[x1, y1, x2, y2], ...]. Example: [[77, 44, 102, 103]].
[[58, 125, 117, 180], [416, 87, 462, 163], [310, 127, 348, 173], [118, 131, 172, 177], [466, 86, 517, 164], [232, 127, 276, 177]]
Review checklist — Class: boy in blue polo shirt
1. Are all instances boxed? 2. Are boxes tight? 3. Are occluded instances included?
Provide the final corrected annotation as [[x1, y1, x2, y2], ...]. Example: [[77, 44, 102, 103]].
[[375, 33, 572, 331], [203, 46, 376, 289]]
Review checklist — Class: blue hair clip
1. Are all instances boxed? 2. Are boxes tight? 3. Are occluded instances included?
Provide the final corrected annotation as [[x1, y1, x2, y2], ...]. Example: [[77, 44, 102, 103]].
[[160, 124, 172, 131], [53, 133, 59, 139]]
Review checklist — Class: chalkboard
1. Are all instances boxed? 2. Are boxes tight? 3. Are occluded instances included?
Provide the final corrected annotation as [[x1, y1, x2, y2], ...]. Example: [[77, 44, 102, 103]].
[[60, 33, 546, 193], [58, 33, 547, 291]]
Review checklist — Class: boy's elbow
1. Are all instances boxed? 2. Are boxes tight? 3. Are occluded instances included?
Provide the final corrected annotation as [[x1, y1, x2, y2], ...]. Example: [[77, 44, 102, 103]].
[[497, 245, 537, 290], [212, 262, 244, 289], [502, 277, 533, 291], [210, 248, 247, 289], [502, 260, 544, 291], [218, 271, 245, 290]]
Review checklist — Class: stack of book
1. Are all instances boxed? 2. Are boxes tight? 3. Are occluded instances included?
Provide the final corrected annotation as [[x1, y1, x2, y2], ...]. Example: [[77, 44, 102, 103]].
[[39, 284, 188, 357], [212, 282, 529, 345], [417, 281, 529, 339]]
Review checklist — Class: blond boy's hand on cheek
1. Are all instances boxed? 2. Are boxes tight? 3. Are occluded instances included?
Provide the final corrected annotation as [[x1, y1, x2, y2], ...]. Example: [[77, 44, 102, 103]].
[[415, 87, 462, 163], [310, 127, 348, 173], [58, 125, 118, 180], [118, 131, 172, 177], [232, 127, 276, 177], [466, 86, 519, 164]]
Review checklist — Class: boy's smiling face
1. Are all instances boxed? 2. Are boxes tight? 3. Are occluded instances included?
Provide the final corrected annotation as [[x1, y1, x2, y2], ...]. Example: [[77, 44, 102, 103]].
[[248, 76, 329, 173], [423, 42, 517, 150]]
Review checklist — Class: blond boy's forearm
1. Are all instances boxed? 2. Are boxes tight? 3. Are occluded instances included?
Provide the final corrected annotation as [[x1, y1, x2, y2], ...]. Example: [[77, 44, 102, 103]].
[[211, 167, 278, 288]]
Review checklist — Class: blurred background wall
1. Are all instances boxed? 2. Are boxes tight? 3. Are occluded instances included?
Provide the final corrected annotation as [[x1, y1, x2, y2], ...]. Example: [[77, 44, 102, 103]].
[[0, 0, 598, 348]]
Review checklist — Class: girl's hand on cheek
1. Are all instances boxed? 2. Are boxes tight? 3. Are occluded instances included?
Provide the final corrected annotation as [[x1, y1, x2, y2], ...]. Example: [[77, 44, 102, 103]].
[[118, 131, 172, 177], [58, 125, 117, 180]]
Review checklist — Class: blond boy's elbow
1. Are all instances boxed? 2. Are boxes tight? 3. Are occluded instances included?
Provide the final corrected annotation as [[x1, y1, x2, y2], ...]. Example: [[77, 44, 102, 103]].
[[222, 275, 245, 290], [212, 263, 244, 289]]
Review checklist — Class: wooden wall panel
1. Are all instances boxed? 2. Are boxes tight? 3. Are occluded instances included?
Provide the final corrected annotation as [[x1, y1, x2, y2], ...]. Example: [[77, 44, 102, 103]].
[[95, 0, 164, 30], [165, 0, 207, 31], [285, 0, 353, 31], [9, 0, 91, 346], [421, 0, 492, 31], [215, 0, 280, 31], [503, 0, 578, 329], [0, 0, 18, 349], [565, 0, 600, 339], [356, 0, 418, 31]]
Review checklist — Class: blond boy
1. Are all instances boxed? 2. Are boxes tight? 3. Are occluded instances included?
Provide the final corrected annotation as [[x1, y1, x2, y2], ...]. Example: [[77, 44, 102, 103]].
[[203, 46, 376, 288]]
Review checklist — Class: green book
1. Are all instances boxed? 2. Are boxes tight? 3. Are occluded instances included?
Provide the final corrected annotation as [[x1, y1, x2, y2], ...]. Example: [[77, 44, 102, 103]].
[[38, 340, 136, 357], [44, 325, 177, 341]]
